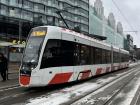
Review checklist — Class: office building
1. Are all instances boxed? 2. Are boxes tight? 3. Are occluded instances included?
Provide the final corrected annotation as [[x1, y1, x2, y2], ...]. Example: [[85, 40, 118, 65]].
[[0, 0, 89, 41]]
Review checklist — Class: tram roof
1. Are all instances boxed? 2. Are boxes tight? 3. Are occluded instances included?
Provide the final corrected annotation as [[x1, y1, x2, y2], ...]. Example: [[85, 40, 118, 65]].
[[36, 26, 129, 54]]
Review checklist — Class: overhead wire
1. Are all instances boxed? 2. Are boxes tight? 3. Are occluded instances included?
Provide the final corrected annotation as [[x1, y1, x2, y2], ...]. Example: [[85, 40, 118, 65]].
[[111, 0, 140, 46], [111, 0, 135, 31]]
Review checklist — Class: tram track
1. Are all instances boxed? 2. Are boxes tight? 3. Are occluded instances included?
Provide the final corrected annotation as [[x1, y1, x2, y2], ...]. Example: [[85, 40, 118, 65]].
[[62, 65, 140, 105], [103, 71, 140, 105]]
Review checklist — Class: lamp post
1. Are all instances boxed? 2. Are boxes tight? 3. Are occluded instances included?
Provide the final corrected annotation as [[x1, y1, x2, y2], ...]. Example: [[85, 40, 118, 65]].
[[19, 0, 24, 46], [19, 21, 22, 43]]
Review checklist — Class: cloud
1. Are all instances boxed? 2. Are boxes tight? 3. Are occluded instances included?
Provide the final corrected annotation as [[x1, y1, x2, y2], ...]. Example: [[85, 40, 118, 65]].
[[125, 0, 140, 10]]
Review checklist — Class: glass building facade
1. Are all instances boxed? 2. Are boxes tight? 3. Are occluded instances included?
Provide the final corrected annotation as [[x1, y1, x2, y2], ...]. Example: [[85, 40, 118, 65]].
[[0, 0, 127, 49], [0, 0, 89, 40], [89, 0, 126, 49]]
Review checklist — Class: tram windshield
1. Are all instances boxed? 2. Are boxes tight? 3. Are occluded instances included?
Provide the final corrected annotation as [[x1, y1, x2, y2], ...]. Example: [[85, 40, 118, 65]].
[[22, 27, 47, 69]]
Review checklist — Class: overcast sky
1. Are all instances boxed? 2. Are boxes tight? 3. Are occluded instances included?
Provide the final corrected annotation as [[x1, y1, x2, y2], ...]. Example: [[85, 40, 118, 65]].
[[90, 0, 140, 48]]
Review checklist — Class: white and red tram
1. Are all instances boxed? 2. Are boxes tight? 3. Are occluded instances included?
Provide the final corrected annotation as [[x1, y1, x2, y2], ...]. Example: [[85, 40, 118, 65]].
[[19, 26, 129, 87]]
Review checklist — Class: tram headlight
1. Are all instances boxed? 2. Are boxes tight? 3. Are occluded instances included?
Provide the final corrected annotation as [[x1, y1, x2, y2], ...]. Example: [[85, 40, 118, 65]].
[[30, 61, 38, 70], [21, 66, 31, 71], [21, 61, 38, 71]]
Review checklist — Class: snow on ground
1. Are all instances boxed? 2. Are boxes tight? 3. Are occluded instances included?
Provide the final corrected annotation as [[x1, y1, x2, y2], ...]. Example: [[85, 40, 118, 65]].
[[26, 77, 120, 105], [26, 83, 100, 105], [129, 61, 140, 67], [113, 76, 140, 105], [71, 70, 137, 105], [26, 62, 140, 105]]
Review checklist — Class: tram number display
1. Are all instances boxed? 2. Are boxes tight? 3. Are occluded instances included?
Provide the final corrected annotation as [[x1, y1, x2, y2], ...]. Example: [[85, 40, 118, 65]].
[[31, 31, 46, 37]]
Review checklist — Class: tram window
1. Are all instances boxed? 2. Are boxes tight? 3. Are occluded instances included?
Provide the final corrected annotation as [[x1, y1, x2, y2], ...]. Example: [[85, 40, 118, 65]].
[[91, 47, 95, 64], [80, 45, 90, 65], [74, 44, 80, 65], [41, 39, 75, 68], [106, 50, 111, 63], [118, 52, 121, 63], [120, 53, 122, 62], [95, 48, 102, 64], [113, 52, 116, 63], [116, 52, 119, 63], [118, 53, 121, 63], [113, 52, 119, 63], [121, 54, 125, 62], [114, 52, 116, 63], [61, 40, 74, 66], [40, 39, 62, 68], [102, 49, 106, 64]]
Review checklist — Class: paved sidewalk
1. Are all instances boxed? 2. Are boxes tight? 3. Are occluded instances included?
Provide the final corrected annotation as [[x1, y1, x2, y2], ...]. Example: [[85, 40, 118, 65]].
[[0, 62, 20, 89]]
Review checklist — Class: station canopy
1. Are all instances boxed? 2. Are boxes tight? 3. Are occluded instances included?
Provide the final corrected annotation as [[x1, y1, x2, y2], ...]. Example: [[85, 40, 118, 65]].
[[0, 41, 13, 47], [12, 44, 25, 48], [0, 41, 25, 48]]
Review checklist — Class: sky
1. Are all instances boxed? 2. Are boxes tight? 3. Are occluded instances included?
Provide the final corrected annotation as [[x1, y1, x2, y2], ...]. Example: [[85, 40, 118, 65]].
[[90, 0, 140, 48]]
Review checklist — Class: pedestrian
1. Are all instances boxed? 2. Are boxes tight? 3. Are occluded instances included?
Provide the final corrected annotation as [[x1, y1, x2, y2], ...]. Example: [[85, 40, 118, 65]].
[[0, 53, 8, 81]]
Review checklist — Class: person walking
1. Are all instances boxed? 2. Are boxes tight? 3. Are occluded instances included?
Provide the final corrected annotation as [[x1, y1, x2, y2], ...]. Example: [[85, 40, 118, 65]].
[[0, 53, 8, 81]]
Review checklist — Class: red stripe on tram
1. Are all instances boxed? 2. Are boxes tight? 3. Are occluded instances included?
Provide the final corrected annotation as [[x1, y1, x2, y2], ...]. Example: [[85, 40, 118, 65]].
[[49, 72, 73, 85], [80, 70, 91, 80], [96, 68, 102, 75], [20, 75, 30, 86]]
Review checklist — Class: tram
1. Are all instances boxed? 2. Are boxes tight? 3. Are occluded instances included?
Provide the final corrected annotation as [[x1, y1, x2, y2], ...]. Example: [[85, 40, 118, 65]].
[[19, 26, 129, 87]]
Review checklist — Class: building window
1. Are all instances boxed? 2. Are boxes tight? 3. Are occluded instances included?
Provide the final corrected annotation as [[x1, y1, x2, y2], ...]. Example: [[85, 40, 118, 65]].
[[1, 5, 8, 16], [9, 0, 18, 6], [1, 0, 9, 4], [23, 0, 33, 10], [22, 10, 33, 21], [9, 8, 15, 17]]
